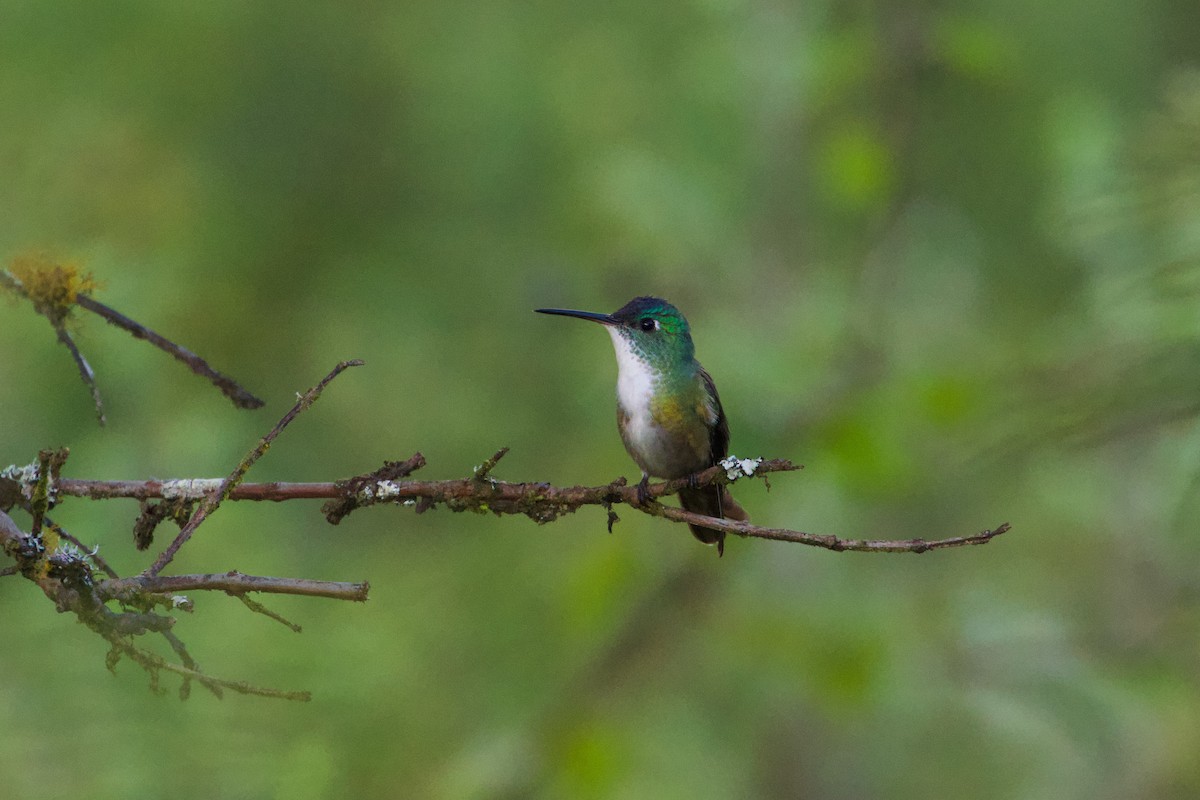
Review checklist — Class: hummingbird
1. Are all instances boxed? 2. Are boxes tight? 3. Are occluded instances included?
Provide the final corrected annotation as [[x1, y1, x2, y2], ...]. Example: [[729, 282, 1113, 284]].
[[536, 296, 747, 555]]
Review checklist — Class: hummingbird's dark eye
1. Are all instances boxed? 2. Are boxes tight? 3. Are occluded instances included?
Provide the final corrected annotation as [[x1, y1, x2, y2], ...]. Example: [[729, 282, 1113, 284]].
[[639, 318, 659, 332]]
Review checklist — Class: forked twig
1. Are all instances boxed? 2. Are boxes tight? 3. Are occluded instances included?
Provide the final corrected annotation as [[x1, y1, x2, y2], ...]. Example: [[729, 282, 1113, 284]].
[[143, 360, 363, 577], [2, 261, 265, 418]]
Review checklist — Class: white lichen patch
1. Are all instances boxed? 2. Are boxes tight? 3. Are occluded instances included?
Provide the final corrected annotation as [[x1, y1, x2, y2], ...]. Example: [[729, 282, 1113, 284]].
[[719, 455, 763, 481], [57, 540, 85, 559], [1, 461, 40, 485], [369, 480, 403, 500], [160, 479, 224, 500]]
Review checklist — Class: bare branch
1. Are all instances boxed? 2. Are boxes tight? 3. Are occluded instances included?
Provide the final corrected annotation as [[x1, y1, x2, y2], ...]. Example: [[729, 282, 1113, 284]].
[[101, 572, 370, 602], [648, 504, 1012, 553], [236, 594, 303, 632], [75, 293, 265, 410]]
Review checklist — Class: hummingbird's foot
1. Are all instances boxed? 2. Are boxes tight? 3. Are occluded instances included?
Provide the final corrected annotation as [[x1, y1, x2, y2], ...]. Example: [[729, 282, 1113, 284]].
[[636, 474, 652, 507], [685, 471, 701, 491]]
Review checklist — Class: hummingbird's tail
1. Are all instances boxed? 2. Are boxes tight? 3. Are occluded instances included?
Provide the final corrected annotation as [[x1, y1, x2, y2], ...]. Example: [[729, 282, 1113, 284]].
[[679, 485, 747, 557]]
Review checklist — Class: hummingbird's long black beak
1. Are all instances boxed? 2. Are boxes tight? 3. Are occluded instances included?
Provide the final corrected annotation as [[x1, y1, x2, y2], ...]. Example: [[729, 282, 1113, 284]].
[[535, 308, 617, 325]]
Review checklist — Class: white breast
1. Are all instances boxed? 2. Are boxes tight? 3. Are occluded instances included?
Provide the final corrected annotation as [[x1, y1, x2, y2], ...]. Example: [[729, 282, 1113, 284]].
[[606, 328, 658, 453]]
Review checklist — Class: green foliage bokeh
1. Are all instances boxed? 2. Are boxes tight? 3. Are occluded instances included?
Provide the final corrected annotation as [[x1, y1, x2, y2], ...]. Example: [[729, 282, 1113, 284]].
[[4, 1, 1200, 797]]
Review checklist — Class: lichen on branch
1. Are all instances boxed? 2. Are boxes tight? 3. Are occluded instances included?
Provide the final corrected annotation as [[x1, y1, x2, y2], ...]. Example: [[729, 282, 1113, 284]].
[[3, 252, 98, 324]]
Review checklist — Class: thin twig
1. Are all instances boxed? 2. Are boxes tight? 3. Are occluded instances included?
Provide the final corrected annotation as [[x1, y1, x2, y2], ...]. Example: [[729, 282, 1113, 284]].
[[52, 322, 105, 425], [101, 572, 370, 602], [104, 635, 310, 701], [237, 594, 303, 632], [159, 628, 213, 700], [649, 504, 1012, 553], [75, 293, 265, 410], [144, 360, 363, 577], [473, 447, 510, 480]]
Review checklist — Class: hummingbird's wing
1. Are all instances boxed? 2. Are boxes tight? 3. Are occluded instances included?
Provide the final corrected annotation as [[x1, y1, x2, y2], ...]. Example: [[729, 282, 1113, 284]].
[[680, 367, 747, 556], [699, 367, 729, 463]]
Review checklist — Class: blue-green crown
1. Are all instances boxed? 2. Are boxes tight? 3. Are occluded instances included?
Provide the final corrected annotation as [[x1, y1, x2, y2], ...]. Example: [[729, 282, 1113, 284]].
[[610, 296, 694, 363]]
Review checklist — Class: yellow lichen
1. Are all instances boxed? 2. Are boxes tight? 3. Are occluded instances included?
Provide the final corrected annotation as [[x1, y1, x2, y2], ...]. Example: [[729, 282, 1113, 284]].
[[40, 525, 61, 555], [6, 252, 98, 322]]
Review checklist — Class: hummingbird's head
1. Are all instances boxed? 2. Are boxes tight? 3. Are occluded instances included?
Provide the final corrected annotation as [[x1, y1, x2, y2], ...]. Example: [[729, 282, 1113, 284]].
[[608, 296, 693, 361], [535, 296, 695, 368]]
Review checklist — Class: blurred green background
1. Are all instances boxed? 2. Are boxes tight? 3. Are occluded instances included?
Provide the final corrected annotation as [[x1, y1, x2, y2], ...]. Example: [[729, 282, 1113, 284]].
[[4, 1, 1200, 797]]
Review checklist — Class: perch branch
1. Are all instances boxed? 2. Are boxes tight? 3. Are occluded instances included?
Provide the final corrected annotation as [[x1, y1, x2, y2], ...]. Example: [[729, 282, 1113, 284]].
[[37, 456, 1010, 554]]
